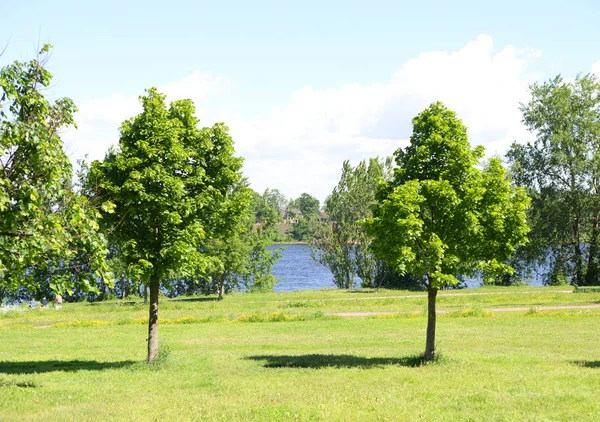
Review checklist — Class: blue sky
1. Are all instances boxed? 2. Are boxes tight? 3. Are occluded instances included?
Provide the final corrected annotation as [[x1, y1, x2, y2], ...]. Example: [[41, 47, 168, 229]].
[[2, 0, 600, 201]]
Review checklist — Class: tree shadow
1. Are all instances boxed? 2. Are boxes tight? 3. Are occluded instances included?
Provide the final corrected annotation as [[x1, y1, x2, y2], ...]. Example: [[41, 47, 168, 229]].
[[0, 360, 137, 374], [572, 360, 600, 368], [246, 354, 429, 369]]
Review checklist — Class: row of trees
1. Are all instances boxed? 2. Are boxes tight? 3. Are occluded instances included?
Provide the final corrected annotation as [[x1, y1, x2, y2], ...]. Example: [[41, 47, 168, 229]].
[[2, 46, 598, 362]]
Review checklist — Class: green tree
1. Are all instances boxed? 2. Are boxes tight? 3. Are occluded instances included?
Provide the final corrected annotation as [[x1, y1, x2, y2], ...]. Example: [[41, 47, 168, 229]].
[[263, 188, 287, 218], [0, 45, 110, 297], [507, 74, 600, 285], [285, 198, 299, 220], [364, 102, 530, 361], [251, 189, 283, 225], [311, 158, 390, 288], [296, 193, 320, 219], [88, 88, 245, 363], [200, 180, 280, 298], [241, 229, 282, 292]]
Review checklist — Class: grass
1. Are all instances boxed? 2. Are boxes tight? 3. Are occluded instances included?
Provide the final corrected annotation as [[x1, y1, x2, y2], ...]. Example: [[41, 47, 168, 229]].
[[1, 285, 599, 421]]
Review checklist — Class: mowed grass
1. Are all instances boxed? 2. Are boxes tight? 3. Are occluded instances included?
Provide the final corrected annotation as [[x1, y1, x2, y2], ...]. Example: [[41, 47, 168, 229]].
[[1, 286, 600, 421]]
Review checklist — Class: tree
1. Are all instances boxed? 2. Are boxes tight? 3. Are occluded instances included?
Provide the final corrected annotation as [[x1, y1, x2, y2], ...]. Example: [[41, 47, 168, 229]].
[[263, 188, 288, 219], [364, 102, 530, 361], [296, 193, 320, 219], [240, 229, 282, 292], [311, 158, 391, 288], [200, 180, 281, 299], [88, 88, 245, 363], [507, 74, 600, 285], [0, 45, 110, 298], [251, 189, 283, 225]]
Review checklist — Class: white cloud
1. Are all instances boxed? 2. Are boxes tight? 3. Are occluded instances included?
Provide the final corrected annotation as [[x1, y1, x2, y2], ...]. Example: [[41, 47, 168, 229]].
[[233, 34, 540, 201], [62, 71, 230, 164], [63, 34, 546, 202]]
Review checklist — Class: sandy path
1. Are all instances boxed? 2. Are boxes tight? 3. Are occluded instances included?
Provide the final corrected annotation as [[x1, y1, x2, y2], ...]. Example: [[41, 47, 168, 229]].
[[331, 303, 600, 317]]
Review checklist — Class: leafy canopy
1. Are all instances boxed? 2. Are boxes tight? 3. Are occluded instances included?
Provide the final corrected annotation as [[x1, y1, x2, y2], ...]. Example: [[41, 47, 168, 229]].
[[311, 158, 390, 288], [507, 74, 600, 285], [364, 102, 530, 289], [0, 45, 110, 295], [88, 88, 246, 283]]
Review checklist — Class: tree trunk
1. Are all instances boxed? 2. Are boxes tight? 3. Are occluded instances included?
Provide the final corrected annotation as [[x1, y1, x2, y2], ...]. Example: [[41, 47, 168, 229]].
[[585, 213, 599, 286], [147, 275, 159, 363], [574, 213, 583, 285], [143, 283, 148, 304], [424, 286, 438, 362], [217, 274, 225, 301]]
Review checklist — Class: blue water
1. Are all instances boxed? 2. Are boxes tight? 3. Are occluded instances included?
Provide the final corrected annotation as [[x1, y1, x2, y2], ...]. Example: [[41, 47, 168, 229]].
[[269, 244, 546, 292], [269, 244, 336, 292]]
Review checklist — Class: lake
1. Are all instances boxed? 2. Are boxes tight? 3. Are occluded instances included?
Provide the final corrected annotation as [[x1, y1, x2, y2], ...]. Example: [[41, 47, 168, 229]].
[[269, 244, 546, 291], [269, 244, 336, 292]]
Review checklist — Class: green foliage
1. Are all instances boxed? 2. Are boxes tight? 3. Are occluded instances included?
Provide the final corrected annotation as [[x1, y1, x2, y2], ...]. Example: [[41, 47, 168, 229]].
[[201, 227, 282, 297], [289, 217, 320, 242], [285, 192, 321, 242], [365, 102, 530, 290], [253, 188, 287, 225], [311, 157, 393, 288], [87, 88, 246, 360], [364, 102, 530, 360], [508, 74, 600, 285], [88, 88, 245, 283], [296, 193, 320, 219], [0, 45, 111, 296], [242, 229, 282, 292]]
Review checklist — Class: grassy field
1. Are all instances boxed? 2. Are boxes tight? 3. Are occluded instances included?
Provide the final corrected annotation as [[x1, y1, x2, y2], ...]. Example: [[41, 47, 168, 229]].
[[1, 285, 599, 421]]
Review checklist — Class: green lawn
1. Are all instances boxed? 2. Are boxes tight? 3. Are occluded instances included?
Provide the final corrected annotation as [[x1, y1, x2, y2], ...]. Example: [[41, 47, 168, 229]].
[[1, 286, 599, 421]]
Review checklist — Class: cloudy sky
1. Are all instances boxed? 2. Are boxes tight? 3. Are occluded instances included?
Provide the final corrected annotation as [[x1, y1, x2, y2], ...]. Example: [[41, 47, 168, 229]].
[[3, 0, 600, 202]]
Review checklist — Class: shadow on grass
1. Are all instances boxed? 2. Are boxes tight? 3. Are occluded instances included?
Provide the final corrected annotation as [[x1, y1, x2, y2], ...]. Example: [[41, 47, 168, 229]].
[[246, 354, 432, 368], [573, 360, 600, 368], [0, 360, 137, 374]]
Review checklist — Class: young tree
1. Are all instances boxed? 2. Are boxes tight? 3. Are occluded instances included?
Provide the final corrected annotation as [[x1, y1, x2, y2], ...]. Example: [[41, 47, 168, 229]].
[[200, 180, 281, 298], [364, 102, 530, 361], [0, 45, 110, 297], [507, 74, 600, 285], [88, 88, 245, 362], [311, 158, 390, 288]]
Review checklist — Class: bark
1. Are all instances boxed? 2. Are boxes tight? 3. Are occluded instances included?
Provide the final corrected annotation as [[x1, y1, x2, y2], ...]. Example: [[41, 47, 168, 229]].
[[424, 285, 438, 362], [585, 213, 600, 285], [574, 210, 583, 285], [217, 274, 225, 300], [147, 274, 160, 363]]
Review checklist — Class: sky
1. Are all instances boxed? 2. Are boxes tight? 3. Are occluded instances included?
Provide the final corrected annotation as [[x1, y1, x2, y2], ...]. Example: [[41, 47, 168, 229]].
[[2, 0, 600, 202]]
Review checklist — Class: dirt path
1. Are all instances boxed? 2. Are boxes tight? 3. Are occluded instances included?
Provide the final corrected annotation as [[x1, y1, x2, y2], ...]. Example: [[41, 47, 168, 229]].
[[331, 303, 600, 317], [271, 290, 574, 304]]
